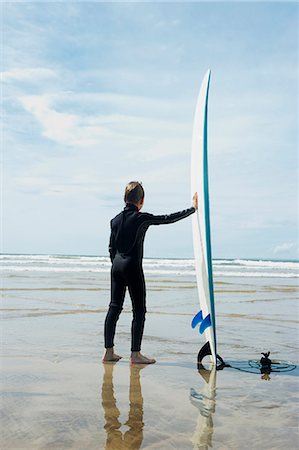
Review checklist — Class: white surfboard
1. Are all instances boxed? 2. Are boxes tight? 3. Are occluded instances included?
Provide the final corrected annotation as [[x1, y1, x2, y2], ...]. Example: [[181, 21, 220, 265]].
[[191, 70, 217, 364]]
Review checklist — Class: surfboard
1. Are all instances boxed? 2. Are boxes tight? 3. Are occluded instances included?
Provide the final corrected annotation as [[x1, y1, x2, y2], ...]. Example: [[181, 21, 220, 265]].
[[191, 70, 217, 364]]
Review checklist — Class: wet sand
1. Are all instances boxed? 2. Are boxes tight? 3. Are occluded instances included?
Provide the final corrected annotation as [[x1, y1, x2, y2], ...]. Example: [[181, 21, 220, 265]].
[[1, 268, 298, 449]]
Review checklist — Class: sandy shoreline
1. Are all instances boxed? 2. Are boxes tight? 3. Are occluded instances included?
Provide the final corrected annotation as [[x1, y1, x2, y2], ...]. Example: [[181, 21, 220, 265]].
[[1, 259, 298, 449], [2, 354, 298, 449]]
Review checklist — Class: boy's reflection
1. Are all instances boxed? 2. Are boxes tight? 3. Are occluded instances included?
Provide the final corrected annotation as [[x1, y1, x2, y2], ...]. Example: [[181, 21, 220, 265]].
[[102, 364, 144, 449]]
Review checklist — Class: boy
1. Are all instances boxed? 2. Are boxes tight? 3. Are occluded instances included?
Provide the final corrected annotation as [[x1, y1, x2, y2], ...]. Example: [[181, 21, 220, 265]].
[[103, 181, 198, 364]]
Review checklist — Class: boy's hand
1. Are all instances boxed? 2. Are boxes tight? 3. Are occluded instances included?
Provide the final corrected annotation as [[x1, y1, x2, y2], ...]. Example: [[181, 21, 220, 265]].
[[192, 192, 198, 210]]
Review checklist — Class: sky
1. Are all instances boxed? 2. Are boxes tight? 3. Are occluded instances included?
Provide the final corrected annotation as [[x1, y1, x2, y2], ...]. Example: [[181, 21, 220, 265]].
[[2, 1, 298, 259]]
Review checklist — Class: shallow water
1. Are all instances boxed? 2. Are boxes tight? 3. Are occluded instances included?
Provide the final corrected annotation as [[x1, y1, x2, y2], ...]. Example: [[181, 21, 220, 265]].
[[1, 255, 298, 449]]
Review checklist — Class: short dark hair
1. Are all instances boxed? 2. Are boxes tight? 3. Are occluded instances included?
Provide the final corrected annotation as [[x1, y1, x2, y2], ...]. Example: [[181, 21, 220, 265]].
[[124, 181, 144, 204]]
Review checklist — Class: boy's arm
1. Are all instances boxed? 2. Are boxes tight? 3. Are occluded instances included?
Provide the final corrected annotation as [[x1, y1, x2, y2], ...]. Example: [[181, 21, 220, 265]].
[[144, 193, 198, 226], [146, 206, 196, 226], [108, 222, 116, 262]]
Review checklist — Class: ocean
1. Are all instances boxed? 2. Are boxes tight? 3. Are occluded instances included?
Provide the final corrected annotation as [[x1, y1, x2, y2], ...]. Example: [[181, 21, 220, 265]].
[[1, 254, 298, 278], [1, 254, 298, 449]]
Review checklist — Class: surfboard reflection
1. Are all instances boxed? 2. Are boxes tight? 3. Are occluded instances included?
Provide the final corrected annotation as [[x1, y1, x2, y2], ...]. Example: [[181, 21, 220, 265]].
[[190, 364, 216, 450], [101, 364, 144, 449]]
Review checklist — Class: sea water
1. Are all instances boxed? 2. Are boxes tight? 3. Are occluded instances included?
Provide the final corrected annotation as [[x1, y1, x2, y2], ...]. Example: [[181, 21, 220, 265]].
[[1, 254, 298, 449], [1, 254, 298, 277], [1, 254, 298, 358]]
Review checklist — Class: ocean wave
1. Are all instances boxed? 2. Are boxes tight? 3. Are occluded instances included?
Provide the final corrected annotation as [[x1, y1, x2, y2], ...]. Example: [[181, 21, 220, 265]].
[[1, 254, 298, 279], [0, 259, 110, 266], [0, 255, 108, 264], [225, 259, 298, 270], [1, 254, 298, 269], [1, 265, 298, 278], [145, 269, 195, 276], [213, 271, 298, 278], [0, 254, 54, 260], [144, 258, 193, 265], [0, 266, 110, 273], [143, 260, 194, 268]]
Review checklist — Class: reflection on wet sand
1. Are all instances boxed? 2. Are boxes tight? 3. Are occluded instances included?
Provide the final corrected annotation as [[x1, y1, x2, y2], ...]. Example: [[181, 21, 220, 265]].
[[190, 365, 216, 450], [101, 364, 144, 449]]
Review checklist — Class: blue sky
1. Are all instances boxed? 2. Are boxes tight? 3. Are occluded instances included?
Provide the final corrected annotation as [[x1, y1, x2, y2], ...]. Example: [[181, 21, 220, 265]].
[[2, 2, 298, 259]]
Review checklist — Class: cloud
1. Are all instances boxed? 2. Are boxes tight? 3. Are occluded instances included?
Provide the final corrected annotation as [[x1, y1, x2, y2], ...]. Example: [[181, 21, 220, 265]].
[[19, 94, 114, 147], [273, 242, 296, 254], [14, 173, 105, 197], [66, 91, 192, 120], [18, 92, 191, 157], [2, 67, 57, 82]]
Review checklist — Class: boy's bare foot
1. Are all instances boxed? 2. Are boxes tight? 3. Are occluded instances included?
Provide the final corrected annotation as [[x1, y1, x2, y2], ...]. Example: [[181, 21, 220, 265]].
[[102, 347, 122, 363], [130, 351, 156, 364]]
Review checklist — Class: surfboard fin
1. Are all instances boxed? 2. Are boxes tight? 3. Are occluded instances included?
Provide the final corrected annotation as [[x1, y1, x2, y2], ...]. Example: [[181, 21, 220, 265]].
[[199, 314, 211, 334], [191, 310, 203, 328], [191, 311, 212, 333], [197, 341, 212, 364], [197, 342, 229, 370]]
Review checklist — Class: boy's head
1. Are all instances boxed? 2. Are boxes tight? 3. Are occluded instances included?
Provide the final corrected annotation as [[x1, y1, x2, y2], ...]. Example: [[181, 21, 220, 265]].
[[124, 181, 144, 206]]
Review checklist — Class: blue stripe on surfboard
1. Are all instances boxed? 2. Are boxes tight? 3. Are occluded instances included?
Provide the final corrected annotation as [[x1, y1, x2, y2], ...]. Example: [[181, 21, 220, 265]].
[[203, 71, 217, 349], [199, 314, 212, 334], [191, 310, 203, 328]]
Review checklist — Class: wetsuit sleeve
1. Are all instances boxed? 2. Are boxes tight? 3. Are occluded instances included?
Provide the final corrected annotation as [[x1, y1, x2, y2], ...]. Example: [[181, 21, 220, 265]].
[[144, 207, 196, 225], [108, 222, 116, 262]]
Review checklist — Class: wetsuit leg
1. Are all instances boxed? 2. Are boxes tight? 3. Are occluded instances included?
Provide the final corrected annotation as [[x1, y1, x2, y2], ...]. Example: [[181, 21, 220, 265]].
[[127, 266, 146, 352], [104, 265, 126, 349]]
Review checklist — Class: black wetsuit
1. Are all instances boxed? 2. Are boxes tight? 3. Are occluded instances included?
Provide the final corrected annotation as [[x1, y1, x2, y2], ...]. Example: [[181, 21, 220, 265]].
[[104, 203, 195, 352]]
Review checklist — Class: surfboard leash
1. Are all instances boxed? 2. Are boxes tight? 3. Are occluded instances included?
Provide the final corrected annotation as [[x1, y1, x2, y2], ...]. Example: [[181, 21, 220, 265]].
[[197, 350, 296, 374]]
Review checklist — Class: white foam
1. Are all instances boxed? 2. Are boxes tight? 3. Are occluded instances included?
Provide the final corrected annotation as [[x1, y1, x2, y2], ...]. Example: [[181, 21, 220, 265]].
[[213, 271, 298, 278], [0, 254, 107, 261], [0, 254, 53, 260], [0, 266, 110, 273], [0, 259, 110, 267], [1, 255, 298, 279], [1, 265, 298, 278], [232, 259, 298, 270], [144, 269, 195, 276]]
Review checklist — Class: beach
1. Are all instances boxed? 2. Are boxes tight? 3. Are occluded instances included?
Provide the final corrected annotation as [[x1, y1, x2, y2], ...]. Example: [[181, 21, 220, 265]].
[[1, 255, 298, 449]]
